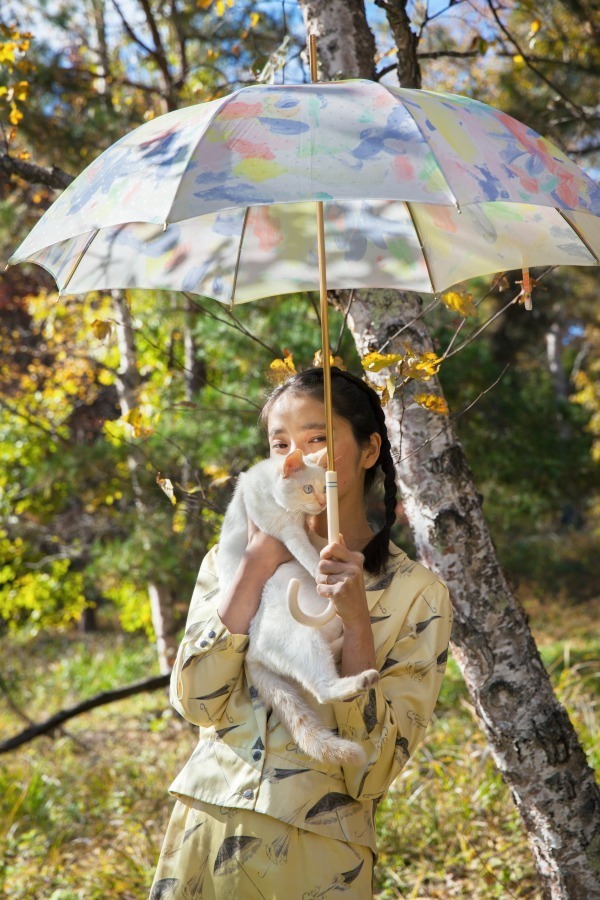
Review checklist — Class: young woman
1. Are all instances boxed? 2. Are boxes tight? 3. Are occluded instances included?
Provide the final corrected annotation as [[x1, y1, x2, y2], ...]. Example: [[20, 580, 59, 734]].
[[150, 367, 453, 899]]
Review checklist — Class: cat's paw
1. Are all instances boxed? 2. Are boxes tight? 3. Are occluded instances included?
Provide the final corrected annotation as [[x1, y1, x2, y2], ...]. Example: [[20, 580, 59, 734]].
[[360, 669, 380, 689]]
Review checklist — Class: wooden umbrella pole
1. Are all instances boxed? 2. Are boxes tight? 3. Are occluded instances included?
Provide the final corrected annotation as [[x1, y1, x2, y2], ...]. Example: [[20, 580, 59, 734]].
[[309, 33, 339, 544]]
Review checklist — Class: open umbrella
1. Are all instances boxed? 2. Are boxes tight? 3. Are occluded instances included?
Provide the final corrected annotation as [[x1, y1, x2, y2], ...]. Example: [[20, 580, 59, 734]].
[[8, 38, 600, 621]]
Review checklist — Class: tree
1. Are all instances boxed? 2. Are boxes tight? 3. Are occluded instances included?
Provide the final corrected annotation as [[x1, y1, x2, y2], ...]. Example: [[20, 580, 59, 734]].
[[297, 1, 600, 896]]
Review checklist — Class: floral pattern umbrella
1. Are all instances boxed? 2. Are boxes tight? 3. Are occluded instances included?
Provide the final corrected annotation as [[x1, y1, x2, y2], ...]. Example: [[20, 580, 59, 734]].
[[9, 79, 600, 301]]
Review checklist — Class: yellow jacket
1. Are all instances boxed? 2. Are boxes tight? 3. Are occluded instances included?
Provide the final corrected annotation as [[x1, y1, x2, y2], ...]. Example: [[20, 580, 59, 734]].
[[169, 544, 453, 853]]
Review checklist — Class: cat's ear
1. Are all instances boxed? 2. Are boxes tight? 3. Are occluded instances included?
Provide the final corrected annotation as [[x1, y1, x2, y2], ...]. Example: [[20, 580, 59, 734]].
[[281, 448, 305, 478], [308, 447, 328, 468]]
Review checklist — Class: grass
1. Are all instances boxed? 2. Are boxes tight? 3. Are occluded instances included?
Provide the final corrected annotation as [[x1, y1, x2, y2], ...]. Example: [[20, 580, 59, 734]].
[[0, 592, 598, 899]]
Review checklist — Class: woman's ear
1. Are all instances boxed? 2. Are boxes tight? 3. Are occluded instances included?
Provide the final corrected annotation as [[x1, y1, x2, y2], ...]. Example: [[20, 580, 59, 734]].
[[363, 432, 382, 470]]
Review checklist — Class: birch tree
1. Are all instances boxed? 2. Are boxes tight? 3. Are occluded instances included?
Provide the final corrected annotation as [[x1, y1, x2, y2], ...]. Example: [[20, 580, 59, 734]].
[[297, 1, 600, 896]]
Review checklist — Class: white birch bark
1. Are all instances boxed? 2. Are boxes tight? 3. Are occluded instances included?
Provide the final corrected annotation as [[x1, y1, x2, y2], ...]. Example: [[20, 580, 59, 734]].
[[297, 0, 600, 895]]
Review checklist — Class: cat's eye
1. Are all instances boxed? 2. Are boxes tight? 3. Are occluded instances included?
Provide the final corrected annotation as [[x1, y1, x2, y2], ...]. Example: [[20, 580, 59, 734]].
[[303, 485, 314, 494]]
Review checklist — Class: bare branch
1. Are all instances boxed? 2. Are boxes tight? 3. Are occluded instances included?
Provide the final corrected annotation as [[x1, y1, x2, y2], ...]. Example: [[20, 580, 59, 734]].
[[0, 673, 170, 754], [109, 0, 154, 56], [0, 152, 73, 190], [485, 0, 588, 120]]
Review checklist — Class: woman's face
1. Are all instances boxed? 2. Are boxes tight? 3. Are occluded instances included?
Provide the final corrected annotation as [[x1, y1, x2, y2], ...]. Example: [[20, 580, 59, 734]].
[[267, 391, 380, 502]]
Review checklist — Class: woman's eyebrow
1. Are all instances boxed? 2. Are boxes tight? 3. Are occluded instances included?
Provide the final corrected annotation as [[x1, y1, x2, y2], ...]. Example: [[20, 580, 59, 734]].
[[269, 422, 326, 438]]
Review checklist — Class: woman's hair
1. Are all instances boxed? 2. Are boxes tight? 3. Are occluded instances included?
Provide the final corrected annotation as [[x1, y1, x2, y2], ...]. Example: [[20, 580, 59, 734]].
[[260, 367, 397, 573]]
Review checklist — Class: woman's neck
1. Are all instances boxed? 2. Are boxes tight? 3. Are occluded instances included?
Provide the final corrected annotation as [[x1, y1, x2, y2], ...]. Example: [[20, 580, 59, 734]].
[[308, 510, 374, 551]]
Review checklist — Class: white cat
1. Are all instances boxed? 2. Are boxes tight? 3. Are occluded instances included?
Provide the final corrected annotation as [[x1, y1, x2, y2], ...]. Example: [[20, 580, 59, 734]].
[[216, 449, 379, 765]]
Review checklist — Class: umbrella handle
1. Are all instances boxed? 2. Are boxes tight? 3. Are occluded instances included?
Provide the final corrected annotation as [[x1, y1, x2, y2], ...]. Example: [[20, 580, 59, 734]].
[[287, 579, 336, 627], [287, 470, 340, 628], [326, 471, 340, 544]]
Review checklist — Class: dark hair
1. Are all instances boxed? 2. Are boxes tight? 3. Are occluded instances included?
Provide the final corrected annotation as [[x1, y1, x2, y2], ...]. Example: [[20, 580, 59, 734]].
[[260, 367, 397, 574]]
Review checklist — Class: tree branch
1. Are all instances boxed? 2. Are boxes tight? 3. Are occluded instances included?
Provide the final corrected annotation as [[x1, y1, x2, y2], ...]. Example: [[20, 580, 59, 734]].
[[0, 152, 73, 190], [485, 0, 588, 120], [0, 673, 170, 753]]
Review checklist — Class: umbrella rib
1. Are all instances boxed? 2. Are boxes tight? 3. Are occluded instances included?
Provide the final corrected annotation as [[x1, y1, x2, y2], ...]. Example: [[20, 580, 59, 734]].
[[403, 202, 437, 294], [388, 87, 461, 211], [230, 208, 250, 306], [556, 209, 600, 263], [61, 230, 100, 294]]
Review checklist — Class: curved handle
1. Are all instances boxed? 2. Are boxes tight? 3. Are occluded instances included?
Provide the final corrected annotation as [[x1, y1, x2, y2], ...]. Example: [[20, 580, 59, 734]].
[[287, 578, 337, 627]]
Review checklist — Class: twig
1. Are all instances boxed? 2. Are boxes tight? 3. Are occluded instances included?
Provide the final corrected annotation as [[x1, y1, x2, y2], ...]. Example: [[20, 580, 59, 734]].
[[335, 289, 355, 355], [395, 366, 509, 464]]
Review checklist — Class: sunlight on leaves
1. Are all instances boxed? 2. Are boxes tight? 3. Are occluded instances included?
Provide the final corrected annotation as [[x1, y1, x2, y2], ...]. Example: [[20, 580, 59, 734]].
[[361, 350, 403, 373], [440, 289, 478, 318], [267, 349, 296, 383], [414, 393, 450, 415], [156, 473, 176, 505]]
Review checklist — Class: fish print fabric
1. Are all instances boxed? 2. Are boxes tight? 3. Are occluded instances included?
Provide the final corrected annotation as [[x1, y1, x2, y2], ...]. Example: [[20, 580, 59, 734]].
[[152, 543, 452, 895], [11, 81, 600, 300], [150, 798, 374, 899]]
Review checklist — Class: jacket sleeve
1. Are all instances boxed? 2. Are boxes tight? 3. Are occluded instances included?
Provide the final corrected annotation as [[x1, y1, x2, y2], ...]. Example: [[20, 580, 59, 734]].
[[169, 547, 249, 727], [331, 574, 453, 801]]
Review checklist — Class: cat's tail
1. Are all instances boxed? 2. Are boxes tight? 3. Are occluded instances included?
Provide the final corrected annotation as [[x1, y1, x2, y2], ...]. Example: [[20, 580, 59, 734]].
[[247, 661, 366, 767], [287, 578, 337, 627]]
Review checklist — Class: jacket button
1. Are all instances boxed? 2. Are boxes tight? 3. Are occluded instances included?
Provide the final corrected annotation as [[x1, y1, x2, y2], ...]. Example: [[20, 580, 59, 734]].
[[252, 750, 261, 761], [242, 789, 254, 800], [200, 640, 208, 647], [208, 630, 216, 638]]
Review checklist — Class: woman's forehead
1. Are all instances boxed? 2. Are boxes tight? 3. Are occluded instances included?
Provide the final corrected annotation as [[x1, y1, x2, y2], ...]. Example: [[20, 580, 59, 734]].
[[267, 392, 324, 424]]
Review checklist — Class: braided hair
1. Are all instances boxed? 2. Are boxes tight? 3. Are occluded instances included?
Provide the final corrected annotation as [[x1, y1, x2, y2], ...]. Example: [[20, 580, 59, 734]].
[[260, 367, 398, 574]]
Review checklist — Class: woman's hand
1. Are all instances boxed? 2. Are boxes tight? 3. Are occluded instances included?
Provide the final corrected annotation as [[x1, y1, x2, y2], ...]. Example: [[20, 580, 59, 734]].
[[316, 535, 376, 675], [315, 535, 370, 626], [245, 518, 293, 579], [218, 520, 292, 635]]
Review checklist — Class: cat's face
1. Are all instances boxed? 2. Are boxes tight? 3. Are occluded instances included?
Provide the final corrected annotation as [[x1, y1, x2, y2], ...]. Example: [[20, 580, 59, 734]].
[[274, 449, 327, 515]]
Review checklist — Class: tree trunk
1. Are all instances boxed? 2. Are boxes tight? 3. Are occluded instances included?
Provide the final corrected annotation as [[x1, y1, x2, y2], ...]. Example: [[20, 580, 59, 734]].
[[298, 0, 600, 895], [112, 291, 178, 673], [344, 289, 600, 898]]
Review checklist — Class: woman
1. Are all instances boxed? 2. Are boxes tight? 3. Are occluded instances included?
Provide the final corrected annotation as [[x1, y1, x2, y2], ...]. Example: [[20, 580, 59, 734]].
[[150, 367, 453, 899]]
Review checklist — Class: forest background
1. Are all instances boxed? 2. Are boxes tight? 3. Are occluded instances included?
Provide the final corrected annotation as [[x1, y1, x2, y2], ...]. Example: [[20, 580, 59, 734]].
[[0, 0, 598, 897]]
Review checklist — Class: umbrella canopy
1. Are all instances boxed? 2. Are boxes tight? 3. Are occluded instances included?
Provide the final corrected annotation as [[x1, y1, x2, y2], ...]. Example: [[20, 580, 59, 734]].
[[9, 79, 600, 300]]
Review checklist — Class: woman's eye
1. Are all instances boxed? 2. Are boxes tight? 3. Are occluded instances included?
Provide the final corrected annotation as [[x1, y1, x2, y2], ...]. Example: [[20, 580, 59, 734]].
[[303, 485, 314, 494], [310, 436, 326, 443]]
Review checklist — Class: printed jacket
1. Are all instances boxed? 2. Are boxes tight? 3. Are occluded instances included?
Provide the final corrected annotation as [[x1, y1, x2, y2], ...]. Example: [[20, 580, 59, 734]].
[[169, 543, 453, 853]]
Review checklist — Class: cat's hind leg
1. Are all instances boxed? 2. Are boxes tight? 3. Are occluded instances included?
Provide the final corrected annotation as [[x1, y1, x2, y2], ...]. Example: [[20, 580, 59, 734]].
[[246, 660, 366, 766]]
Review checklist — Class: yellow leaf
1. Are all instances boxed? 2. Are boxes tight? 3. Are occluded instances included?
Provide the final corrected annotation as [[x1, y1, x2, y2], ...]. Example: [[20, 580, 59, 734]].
[[156, 473, 177, 505], [0, 86, 7, 96], [313, 349, 346, 370], [9, 104, 23, 126], [361, 350, 403, 373], [216, 0, 225, 14], [196, 0, 212, 7], [14, 81, 28, 101], [0, 42, 16, 63], [440, 289, 477, 318], [91, 318, 112, 340], [401, 344, 443, 380], [250, 11, 260, 27], [415, 393, 449, 415], [530, 19, 541, 34], [513, 54, 524, 65], [267, 350, 296, 384]]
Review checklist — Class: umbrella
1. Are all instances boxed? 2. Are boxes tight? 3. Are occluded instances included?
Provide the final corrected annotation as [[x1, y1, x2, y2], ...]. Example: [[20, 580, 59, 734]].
[[8, 38, 600, 621]]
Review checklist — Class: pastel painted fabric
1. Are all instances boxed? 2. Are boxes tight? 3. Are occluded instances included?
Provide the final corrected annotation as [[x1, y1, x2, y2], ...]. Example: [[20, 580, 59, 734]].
[[157, 541, 452, 889], [11, 81, 600, 300]]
